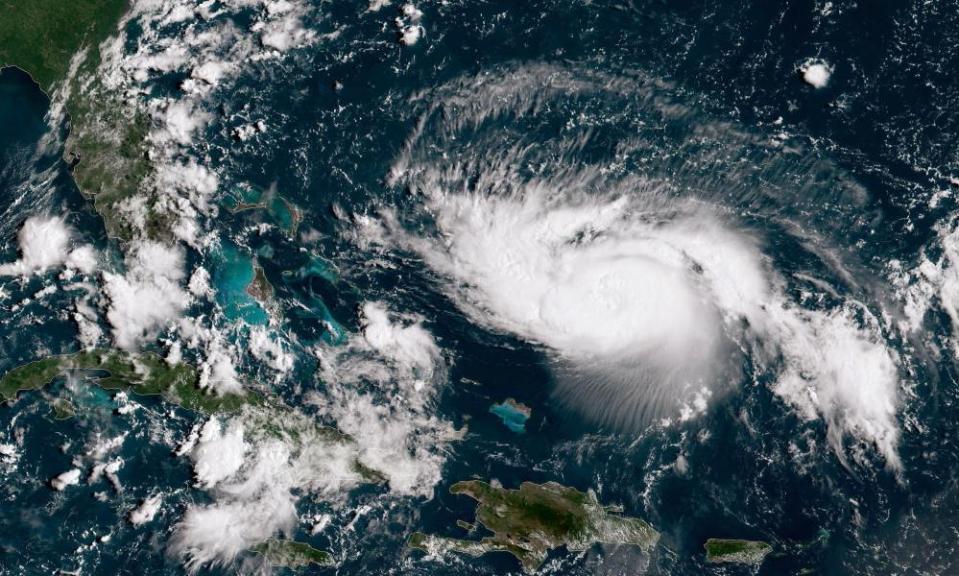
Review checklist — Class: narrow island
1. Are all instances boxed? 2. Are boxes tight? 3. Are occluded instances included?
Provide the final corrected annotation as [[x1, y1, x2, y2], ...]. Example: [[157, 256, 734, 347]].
[[704, 538, 772, 566], [408, 480, 659, 572], [0, 349, 259, 414]]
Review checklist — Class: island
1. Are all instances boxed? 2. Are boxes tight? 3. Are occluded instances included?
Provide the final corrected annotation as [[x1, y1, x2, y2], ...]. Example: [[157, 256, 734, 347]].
[[247, 263, 275, 306], [227, 183, 304, 236], [50, 398, 77, 420], [408, 480, 659, 572], [704, 538, 772, 566], [0, 349, 259, 414], [251, 539, 333, 568]]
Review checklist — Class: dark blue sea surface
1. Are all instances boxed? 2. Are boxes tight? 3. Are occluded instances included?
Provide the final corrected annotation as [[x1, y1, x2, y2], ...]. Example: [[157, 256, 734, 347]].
[[2, 1, 959, 575]]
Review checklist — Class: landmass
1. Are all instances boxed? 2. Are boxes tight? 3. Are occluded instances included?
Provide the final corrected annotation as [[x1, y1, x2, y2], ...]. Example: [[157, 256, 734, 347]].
[[408, 480, 659, 572], [247, 263, 275, 305], [0, 349, 259, 414], [227, 183, 303, 236], [489, 398, 532, 433], [239, 403, 387, 485], [0, 0, 126, 94], [704, 538, 772, 565], [1, 0, 155, 240], [50, 397, 76, 420], [251, 539, 333, 568]]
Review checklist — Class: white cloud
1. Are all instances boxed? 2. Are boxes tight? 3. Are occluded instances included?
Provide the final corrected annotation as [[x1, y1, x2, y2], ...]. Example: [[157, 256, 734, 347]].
[[0, 216, 73, 277], [169, 407, 367, 572], [129, 494, 163, 525], [800, 58, 833, 89], [74, 300, 103, 351], [768, 305, 900, 469], [103, 241, 191, 350], [894, 220, 959, 351], [191, 417, 249, 489], [188, 266, 214, 299], [311, 303, 456, 496], [156, 160, 219, 214], [361, 302, 438, 378], [248, 327, 295, 375], [89, 458, 124, 492], [388, 163, 902, 468], [152, 99, 211, 147], [171, 490, 297, 572], [367, 0, 391, 12], [51, 468, 82, 491], [197, 338, 244, 395], [66, 245, 98, 275]]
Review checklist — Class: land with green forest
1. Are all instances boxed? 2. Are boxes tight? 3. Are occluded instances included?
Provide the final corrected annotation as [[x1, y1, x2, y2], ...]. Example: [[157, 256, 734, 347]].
[[1, 0, 155, 241], [0, 0, 127, 94], [704, 538, 772, 565], [252, 539, 334, 568], [408, 480, 660, 572], [0, 349, 259, 414], [0, 349, 387, 486]]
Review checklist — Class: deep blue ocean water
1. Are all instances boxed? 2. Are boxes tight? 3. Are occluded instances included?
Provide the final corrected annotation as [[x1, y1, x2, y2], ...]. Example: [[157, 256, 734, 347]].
[[2, 1, 959, 575]]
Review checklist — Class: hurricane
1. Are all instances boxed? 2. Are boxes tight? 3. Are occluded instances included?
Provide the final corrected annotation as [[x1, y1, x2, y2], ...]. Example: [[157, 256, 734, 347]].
[[381, 63, 902, 467]]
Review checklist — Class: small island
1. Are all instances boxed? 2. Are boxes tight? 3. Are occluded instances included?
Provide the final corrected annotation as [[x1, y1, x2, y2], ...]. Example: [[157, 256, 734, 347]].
[[252, 539, 333, 568], [409, 480, 659, 572], [704, 538, 772, 566], [247, 263, 275, 304]]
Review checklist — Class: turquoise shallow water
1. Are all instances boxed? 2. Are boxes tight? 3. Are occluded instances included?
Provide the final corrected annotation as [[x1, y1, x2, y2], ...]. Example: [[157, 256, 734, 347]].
[[211, 241, 269, 326], [489, 400, 531, 434]]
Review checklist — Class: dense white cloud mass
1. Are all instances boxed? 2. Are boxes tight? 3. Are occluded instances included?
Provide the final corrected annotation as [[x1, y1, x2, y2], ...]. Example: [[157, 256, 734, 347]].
[[388, 177, 901, 468], [65, 245, 98, 275], [800, 59, 833, 88], [191, 418, 249, 489], [0, 216, 73, 276], [169, 409, 369, 572], [376, 62, 909, 470], [361, 301, 438, 377], [129, 494, 163, 525], [311, 302, 455, 495], [103, 241, 191, 350], [50, 468, 83, 491]]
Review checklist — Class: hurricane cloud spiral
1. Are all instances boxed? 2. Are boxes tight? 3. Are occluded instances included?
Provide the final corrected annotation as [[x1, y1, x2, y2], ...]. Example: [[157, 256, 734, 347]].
[[380, 64, 903, 469]]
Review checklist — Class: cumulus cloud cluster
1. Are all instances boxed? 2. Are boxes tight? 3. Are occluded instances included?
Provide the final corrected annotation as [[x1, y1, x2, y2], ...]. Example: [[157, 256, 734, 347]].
[[48, 431, 128, 494], [309, 302, 456, 494], [0, 216, 96, 277], [164, 304, 454, 572], [103, 241, 190, 350], [892, 217, 959, 359], [169, 410, 366, 572]]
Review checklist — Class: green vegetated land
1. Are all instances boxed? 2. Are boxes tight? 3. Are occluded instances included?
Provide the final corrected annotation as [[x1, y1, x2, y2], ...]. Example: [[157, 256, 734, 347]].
[[252, 539, 334, 568], [0, 0, 154, 241], [0, 349, 259, 414], [408, 480, 660, 572], [704, 538, 773, 565], [0, 0, 127, 93]]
